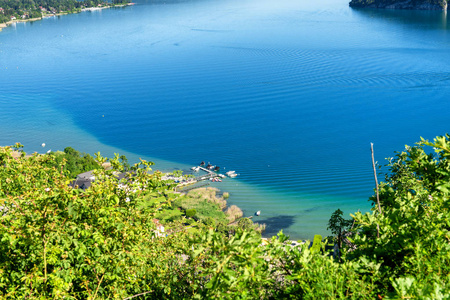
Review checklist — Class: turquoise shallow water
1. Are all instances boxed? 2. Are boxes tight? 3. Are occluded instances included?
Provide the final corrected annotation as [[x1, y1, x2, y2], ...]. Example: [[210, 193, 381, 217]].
[[1, 0, 450, 239]]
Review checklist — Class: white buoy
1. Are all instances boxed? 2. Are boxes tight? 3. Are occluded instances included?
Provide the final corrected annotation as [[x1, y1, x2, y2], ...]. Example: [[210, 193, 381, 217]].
[[41, 143, 46, 147]]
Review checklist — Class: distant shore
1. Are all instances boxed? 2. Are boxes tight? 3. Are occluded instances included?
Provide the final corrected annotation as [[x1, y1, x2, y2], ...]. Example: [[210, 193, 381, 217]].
[[0, 3, 134, 32], [0, 17, 43, 31]]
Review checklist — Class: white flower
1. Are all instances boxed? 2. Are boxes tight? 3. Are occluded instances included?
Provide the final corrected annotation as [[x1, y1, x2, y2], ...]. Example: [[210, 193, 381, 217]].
[[45, 188, 51, 192]]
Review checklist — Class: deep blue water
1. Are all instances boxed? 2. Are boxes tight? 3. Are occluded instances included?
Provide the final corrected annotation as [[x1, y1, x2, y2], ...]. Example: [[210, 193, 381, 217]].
[[1, 0, 449, 239]]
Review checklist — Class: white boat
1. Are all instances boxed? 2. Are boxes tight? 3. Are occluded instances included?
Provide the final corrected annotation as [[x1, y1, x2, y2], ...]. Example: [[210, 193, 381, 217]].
[[255, 211, 261, 216], [226, 171, 236, 176], [218, 174, 226, 178], [227, 171, 238, 178]]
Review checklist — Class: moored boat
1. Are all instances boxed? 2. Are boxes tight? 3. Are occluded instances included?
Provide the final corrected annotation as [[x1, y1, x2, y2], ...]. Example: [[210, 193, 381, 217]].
[[226, 171, 237, 177]]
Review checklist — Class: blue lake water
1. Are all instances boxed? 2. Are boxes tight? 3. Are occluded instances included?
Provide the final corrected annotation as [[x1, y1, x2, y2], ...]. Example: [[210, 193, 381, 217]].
[[1, 0, 449, 239]]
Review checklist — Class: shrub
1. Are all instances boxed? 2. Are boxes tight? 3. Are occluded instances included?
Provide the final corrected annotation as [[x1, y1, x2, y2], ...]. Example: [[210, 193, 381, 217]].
[[186, 208, 196, 218], [225, 204, 243, 222]]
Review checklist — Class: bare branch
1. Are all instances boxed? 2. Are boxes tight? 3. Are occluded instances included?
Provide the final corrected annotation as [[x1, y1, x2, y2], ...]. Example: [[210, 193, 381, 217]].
[[123, 291, 153, 300], [371, 143, 382, 215]]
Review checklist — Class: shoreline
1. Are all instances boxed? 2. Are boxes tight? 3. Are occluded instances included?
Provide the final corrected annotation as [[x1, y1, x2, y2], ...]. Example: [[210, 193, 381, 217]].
[[0, 3, 134, 32]]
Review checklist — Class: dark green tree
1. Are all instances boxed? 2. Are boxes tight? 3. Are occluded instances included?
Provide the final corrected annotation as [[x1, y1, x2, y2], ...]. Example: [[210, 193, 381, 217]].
[[327, 208, 352, 250]]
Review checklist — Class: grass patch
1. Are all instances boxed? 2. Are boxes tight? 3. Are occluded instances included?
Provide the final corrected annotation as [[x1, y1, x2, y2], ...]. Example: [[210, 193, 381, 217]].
[[186, 187, 227, 209], [155, 208, 184, 223], [180, 197, 228, 224]]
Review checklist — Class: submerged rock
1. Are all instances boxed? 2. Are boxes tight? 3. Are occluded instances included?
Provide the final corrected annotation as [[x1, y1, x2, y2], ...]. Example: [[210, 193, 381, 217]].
[[349, 0, 447, 10]]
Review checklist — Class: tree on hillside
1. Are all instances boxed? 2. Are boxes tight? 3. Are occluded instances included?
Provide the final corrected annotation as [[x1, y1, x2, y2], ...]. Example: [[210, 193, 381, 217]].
[[350, 134, 450, 296]]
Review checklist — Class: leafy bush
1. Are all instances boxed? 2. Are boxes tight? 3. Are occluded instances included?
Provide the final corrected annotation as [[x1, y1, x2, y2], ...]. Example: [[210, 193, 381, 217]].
[[180, 194, 228, 224], [225, 204, 243, 222], [0, 145, 192, 298], [45, 146, 101, 178], [2, 135, 450, 298], [349, 134, 450, 296], [186, 208, 196, 218]]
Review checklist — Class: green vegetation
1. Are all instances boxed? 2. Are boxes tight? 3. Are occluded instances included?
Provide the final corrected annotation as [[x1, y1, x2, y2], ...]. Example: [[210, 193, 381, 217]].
[[310, 235, 323, 254], [349, 0, 447, 9], [185, 208, 196, 218], [45, 147, 102, 179], [1, 134, 450, 298], [327, 208, 352, 253], [181, 188, 229, 225], [0, 0, 130, 25]]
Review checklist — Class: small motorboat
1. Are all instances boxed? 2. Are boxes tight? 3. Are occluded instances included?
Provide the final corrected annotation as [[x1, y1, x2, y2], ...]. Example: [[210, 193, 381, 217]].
[[226, 171, 238, 178], [255, 211, 261, 216], [214, 166, 220, 172], [200, 161, 205, 166], [218, 174, 226, 178]]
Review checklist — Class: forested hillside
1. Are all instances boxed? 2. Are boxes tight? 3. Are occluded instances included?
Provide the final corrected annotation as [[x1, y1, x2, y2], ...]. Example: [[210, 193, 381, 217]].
[[349, 0, 447, 10], [1, 135, 450, 298], [0, 0, 128, 24]]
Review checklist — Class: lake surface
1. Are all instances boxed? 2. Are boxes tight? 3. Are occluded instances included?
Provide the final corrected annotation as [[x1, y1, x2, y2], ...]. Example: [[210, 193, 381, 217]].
[[1, 0, 449, 239]]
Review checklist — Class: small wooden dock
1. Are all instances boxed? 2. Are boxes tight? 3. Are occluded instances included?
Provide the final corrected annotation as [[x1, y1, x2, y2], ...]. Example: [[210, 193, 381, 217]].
[[175, 166, 220, 191]]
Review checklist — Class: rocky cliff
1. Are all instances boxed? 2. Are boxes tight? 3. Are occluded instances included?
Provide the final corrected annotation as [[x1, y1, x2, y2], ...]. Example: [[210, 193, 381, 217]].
[[349, 0, 447, 10]]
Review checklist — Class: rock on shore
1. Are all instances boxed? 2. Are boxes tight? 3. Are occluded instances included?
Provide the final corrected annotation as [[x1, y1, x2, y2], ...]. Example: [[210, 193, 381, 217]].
[[349, 0, 447, 10]]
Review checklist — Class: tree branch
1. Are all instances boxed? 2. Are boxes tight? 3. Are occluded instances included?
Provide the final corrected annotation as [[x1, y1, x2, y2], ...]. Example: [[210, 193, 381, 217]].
[[123, 291, 153, 300], [371, 143, 382, 215]]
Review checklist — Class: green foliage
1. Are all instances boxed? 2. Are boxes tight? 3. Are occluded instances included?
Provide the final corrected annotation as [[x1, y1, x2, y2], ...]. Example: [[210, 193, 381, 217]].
[[350, 134, 450, 296], [2, 135, 450, 298], [186, 208, 196, 218], [236, 217, 254, 231], [0, 0, 130, 25], [189, 229, 273, 299], [0, 146, 191, 298], [155, 207, 184, 223], [179, 193, 228, 225], [327, 208, 352, 250], [328, 209, 352, 238], [349, 0, 446, 9], [271, 236, 382, 299], [45, 147, 102, 179], [310, 235, 323, 254]]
